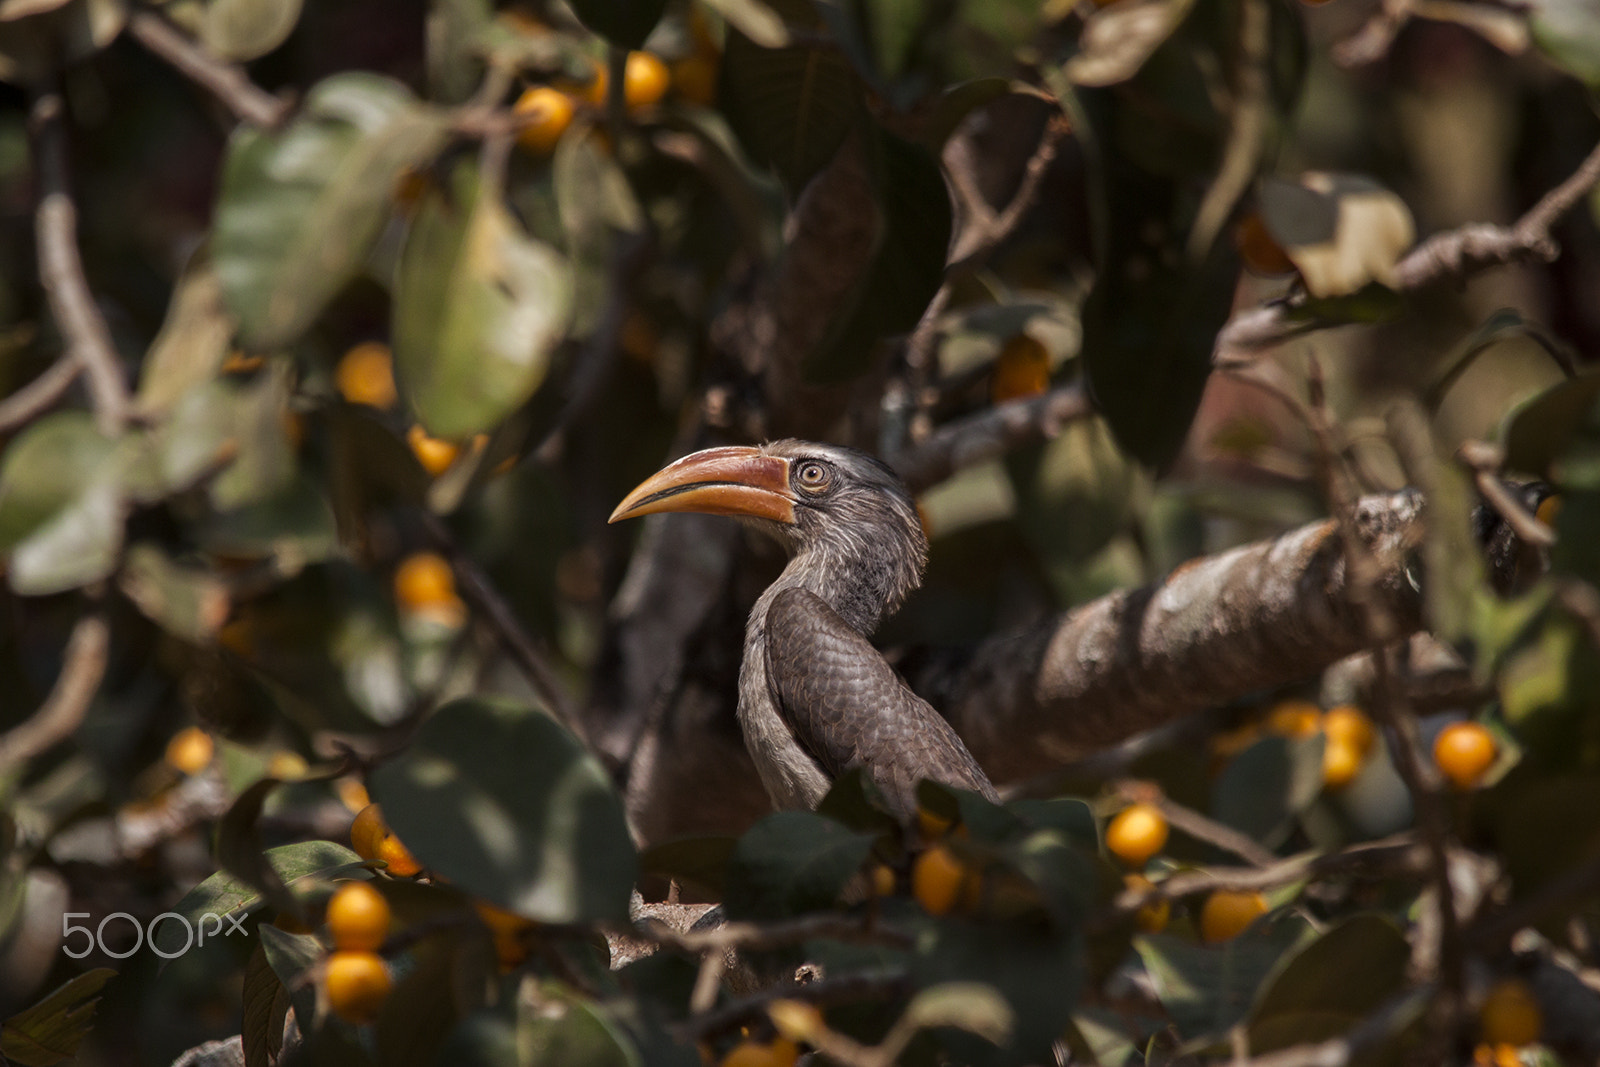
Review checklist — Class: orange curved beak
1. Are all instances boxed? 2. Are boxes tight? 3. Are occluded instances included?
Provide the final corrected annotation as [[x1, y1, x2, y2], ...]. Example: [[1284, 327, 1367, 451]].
[[608, 447, 796, 525]]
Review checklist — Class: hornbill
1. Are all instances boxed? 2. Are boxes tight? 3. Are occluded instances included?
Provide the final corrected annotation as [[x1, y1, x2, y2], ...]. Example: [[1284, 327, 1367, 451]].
[[609, 440, 1000, 817]]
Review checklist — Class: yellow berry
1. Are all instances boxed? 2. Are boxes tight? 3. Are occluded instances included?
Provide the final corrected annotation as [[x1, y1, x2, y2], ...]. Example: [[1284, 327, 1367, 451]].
[[1434, 721, 1498, 791], [335, 342, 397, 409], [623, 51, 671, 111], [1105, 802, 1169, 868], [350, 803, 389, 860], [912, 844, 969, 916], [1265, 700, 1322, 738], [1479, 978, 1542, 1047], [268, 750, 309, 781], [165, 727, 215, 776], [1323, 705, 1376, 755], [376, 834, 422, 877], [915, 807, 954, 840], [1125, 874, 1170, 933], [393, 552, 457, 612], [407, 424, 460, 475], [869, 863, 895, 897], [513, 86, 575, 155], [1322, 736, 1364, 790], [326, 881, 391, 952], [1200, 889, 1268, 943], [324, 949, 391, 1024], [720, 1037, 799, 1067], [337, 778, 371, 814], [990, 334, 1051, 403]]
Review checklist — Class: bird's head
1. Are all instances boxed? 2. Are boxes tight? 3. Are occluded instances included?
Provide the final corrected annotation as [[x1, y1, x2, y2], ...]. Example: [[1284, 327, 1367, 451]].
[[609, 440, 928, 627]]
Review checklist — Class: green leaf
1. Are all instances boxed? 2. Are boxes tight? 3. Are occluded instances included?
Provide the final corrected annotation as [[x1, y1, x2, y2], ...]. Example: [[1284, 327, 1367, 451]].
[[213, 72, 447, 349], [0, 968, 116, 1067], [565, 0, 666, 49], [134, 255, 236, 419], [1210, 735, 1323, 850], [201, 0, 303, 61], [152, 840, 367, 959], [241, 945, 291, 1067], [898, 982, 1015, 1046], [0, 411, 125, 596], [1135, 917, 1311, 1040], [1247, 915, 1408, 1052], [119, 542, 231, 643], [723, 810, 876, 920], [1532, 0, 1600, 87], [1502, 371, 1600, 481], [393, 161, 572, 439], [552, 127, 644, 337], [720, 14, 865, 190], [518, 981, 641, 1067], [370, 697, 637, 923]]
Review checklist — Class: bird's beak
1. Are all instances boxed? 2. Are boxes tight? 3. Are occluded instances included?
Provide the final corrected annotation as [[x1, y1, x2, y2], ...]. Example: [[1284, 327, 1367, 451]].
[[608, 447, 796, 525]]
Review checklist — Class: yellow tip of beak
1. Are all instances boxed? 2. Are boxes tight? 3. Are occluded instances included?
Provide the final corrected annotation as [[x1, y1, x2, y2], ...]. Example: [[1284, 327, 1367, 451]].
[[609, 447, 796, 525]]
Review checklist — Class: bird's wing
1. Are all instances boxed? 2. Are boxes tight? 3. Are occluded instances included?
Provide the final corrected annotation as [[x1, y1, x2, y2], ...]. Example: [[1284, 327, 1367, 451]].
[[763, 587, 999, 814]]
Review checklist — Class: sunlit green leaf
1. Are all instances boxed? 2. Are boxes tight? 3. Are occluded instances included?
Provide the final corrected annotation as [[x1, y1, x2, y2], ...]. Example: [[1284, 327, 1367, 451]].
[[0, 968, 115, 1067], [214, 72, 447, 348], [201, 0, 303, 61], [394, 161, 572, 439]]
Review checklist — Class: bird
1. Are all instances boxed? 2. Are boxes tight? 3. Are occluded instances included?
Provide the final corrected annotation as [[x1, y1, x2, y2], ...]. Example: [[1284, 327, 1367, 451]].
[[609, 439, 999, 818]]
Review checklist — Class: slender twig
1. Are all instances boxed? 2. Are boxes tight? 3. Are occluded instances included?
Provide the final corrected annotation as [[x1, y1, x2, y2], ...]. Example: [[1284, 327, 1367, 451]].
[[0, 355, 81, 433], [31, 92, 129, 436], [1456, 440, 1555, 549], [418, 514, 585, 744], [638, 911, 910, 956], [127, 10, 292, 128], [1186, 0, 1269, 262], [891, 383, 1091, 493], [1216, 135, 1600, 356], [1114, 780, 1279, 869], [0, 612, 110, 773]]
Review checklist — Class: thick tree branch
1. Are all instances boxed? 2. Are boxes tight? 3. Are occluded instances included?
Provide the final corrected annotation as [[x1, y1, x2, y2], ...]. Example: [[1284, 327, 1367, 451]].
[[1216, 135, 1600, 356], [935, 491, 1436, 779], [31, 92, 130, 436], [127, 10, 291, 128]]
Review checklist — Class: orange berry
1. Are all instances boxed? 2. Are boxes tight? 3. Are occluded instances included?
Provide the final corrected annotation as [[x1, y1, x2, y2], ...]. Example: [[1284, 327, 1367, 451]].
[[376, 834, 422, 877], [1434, 721, 1498, 791], [165, 727, 215, 775], [912, 844, 969, 916], [1265, 700, 1322, 738], [720, 1037, 799, 1067], [869, 863, 895, 897], [566, 59, 608, 106], [348, 799, 385, 857], [1235, 211, 1296, 275], [324, 949, 391, 1023], [393, 552, 457, 612], [624, 52, 670, 111], [990, 334, 1051, 403], [1322, 736, 1364, 790], [1200, 889, 1268, 943], [1536, 494, 1561, 528], [513, 86, 575, 155], [672, 55, 717, 105], [326, 881, 391, 952], [407, 424, 460, 475], [1105, 802, 1169, 868], [1323, 705, 1376, 755], [337, 778, 371, 814], [474, 901, 534, 969], [335, 342, 397, 409], [915, 807, 954, 840], [392, 166, 430, 210], [268, 750, 309, 781], [1125, 873, 1170, 933], [1479, 978, 1542, 1047]]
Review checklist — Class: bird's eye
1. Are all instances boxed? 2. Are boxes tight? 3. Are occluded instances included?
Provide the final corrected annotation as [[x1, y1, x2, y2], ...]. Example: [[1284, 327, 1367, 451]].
[[795, 461, 829, 491]]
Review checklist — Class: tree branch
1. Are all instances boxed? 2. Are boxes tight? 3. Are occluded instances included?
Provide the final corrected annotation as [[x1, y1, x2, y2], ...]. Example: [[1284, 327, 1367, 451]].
[[127, 10, 292, 129], [31, 92, 130, 437], [891, 383, 1091, 494], [0, 354, 81, 434], [0, 612, 110, 773], [1215, 135, 1600, 356]]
